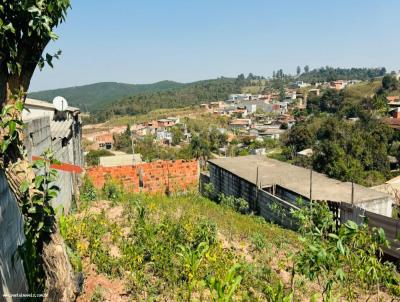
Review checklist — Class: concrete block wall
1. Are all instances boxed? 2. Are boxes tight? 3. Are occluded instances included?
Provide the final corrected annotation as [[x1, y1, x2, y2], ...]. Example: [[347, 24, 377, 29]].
[[87, 160, 199, 194], [0, 171, 28, 299]]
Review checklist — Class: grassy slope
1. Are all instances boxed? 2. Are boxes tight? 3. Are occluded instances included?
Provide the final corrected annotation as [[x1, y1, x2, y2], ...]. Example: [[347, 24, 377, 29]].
[[28, 81, 185, 111], [62, 193, 306, 301]]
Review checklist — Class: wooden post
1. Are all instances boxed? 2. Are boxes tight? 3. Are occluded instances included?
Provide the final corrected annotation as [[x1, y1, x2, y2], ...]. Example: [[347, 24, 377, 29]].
[[351, 181, 354, 205], [309, 166, 313, 203]]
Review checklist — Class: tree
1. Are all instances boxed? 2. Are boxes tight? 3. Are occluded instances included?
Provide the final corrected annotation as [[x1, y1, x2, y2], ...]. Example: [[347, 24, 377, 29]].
[[189, 134, 210, 168], [304, 65, 310, 73], [381, 75, 398, 92], [170, 125, 184, 146], [319, 89, 344, 113], [0, 1, 70, 107], [296, 66, 301, 76]]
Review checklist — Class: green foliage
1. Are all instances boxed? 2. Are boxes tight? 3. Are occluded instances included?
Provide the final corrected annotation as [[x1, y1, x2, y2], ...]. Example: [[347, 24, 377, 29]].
[[85, 149, 113, 166], [206, 263, 243, 302], [90, 285, 105, 302], [264, 281, 293, 302], [0, 0, 70, 84], [298, 67, 386, 82], [89, 78, 244, 122], [250, 232, 267, 252], [189, 134, 211, 161], [80, 175, 97, 203], [283, 114, 393, 186], [113, 125, 133, 153], [102, 176, 123, 202], [170, 125, 184, 146], [178, 242, 209, 301], [134, 134, 193, 162], [293, 201, 400, 301], [0, 99, 24, 156], [29, 81, 185, 112], [313, 116, 392, 185], [381, 74, 399, 92], [19, 149, 60, 294], [218, 193, 250, 214]]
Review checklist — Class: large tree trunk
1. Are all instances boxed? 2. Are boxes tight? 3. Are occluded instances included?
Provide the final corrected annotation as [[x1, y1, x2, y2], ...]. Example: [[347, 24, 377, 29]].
[[42, 224, 78, 302]]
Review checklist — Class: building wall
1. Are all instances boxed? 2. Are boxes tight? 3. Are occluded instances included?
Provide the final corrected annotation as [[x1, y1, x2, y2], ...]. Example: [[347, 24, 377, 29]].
[[24, 116, 82, 214], [0, 171, 28, 299], [87, 160, 199, 194], [356, 197, 392, 218]]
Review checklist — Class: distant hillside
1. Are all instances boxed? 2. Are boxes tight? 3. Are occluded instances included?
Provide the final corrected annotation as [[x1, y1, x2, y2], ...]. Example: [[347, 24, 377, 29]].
[[298, 67, 386, 83], [28, 81, 185, 112], [93, 78, 241, 122]]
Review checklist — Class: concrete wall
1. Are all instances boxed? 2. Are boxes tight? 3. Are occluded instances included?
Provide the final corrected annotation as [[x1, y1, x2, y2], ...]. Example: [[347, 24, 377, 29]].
[[356, 197, 392, 218], [258, 189, 299, 230], [0, 172, 28, 300], [87, 160, 199, 194], [23, 116, 82, 214], [208, 163, 299, 229]]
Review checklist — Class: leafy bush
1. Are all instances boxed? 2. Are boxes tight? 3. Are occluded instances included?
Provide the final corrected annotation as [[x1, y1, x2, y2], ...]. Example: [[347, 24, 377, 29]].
[[102, 175, 123, 202], [85, 149, 114, 166], [293, 201, 400, 300], [218, 193, 250, 214], [250, 232, 267, 252], [80, 175, 97, 203]]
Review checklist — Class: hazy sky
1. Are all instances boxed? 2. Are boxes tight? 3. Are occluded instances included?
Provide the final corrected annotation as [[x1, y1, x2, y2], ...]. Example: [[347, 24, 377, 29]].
[[29, 0, 400, 92]]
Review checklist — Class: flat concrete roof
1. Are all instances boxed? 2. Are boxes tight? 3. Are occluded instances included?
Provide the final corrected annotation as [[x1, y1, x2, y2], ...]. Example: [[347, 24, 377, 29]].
[[208, 155, 390, 204]]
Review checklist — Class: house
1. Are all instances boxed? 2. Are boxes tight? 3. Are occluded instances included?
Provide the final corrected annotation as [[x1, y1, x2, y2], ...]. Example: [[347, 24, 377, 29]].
[[329, 80, 347, 90], [22, 98, 83, 213], [383, 118, 400, 130], [167, 117, 180, 124], [209, 101, 223, 109], [95, 133, 113, 150], [387, 96, 400, 104], [229, 119, 252, 130], [157, 119, 175, 128], [291, 81, 311, 89], [156, 130, 173, 144], [308, 88, 320, 97], [391, 108, 400, 119], [232, 107, 248, 118], [259, 128, 286, 139]]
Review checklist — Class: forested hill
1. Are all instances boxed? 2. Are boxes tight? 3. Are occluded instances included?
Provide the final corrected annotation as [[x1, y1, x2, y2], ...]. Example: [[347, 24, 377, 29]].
[[28, 81, 185, 112], [298, 67, 386, 83], [93, 78, 242, 122]]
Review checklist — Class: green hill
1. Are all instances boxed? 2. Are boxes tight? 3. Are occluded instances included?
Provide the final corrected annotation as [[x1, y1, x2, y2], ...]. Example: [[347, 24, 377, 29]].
[[28, 81, 185, 112], [93, 78, 241, 122]]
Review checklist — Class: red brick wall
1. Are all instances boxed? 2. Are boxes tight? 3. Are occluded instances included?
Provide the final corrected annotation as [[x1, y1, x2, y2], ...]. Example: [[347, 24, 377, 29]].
[[87, 160, 199, 194]]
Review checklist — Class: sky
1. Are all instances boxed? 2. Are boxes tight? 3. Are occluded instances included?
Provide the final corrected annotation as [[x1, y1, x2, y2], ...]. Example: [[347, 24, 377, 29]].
[[29, 0, 400, 92]]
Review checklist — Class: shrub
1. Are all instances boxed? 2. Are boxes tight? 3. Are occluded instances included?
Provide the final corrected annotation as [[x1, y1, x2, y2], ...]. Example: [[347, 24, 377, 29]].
[[250, 232, 267, 252], [102, 175, 123, 202], [80, 175, 97, 202], [218, 193, 250, 214], [86, 149, 114, 166]]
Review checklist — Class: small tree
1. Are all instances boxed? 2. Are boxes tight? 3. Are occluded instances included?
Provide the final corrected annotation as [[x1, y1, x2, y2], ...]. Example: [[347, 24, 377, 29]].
[[0, 1, 71, 107]]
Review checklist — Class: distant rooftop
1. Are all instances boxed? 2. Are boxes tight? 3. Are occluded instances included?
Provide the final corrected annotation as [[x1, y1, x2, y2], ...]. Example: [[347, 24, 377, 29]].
[[208, 155, 389, 204]]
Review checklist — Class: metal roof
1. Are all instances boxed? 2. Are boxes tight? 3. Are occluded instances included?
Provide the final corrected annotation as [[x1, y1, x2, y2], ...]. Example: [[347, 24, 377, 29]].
[[50, 120, 73, 139]]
